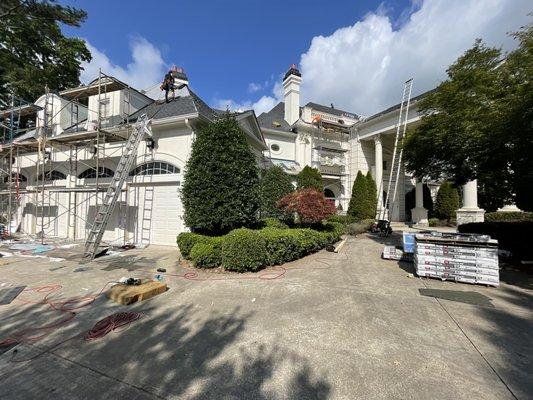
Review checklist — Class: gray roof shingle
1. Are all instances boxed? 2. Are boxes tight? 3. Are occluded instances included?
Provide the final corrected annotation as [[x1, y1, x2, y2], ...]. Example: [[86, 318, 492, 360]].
[[257, 102, 296, 132], [304, 102, 359, 120]]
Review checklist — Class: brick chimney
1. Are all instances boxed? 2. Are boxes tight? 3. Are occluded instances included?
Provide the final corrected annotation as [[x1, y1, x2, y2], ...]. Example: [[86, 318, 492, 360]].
[[283, 64, 301, 125]]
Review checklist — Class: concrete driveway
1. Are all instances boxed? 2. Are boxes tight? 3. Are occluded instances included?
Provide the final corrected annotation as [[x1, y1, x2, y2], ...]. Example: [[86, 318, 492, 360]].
[[0, 234, 531, 399]]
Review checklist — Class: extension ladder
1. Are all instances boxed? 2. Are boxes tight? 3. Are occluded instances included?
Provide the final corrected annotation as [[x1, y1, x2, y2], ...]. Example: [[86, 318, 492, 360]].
[[83, 114, 151, 259], [382, 79, 413, 220]]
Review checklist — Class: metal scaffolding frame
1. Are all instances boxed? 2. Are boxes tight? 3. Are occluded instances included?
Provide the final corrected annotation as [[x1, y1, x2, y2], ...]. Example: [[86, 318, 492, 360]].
[[0, 70, 136, 244], [310, 116, 351, 212]]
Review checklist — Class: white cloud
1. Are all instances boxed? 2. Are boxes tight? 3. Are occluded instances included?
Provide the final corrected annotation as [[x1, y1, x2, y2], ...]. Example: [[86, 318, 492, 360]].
[[215, 96, 278, 116], [299, 0, 531, 116], [80, 37, 167, 91], [247, 82, 263, 93]]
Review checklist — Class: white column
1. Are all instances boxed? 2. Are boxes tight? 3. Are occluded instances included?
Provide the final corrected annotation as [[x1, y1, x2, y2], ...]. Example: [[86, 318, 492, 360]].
[[456, 179, 485, 225], [463, 180, 478, 208], [374, 135, 383, 219], [411, 180, 428, 226]]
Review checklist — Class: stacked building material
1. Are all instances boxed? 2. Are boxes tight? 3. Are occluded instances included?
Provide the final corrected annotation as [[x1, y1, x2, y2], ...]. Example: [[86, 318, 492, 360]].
[[414, 232, 499, 287]]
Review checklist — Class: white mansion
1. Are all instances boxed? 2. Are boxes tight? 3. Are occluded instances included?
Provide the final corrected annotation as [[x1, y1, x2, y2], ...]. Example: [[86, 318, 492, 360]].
[[0, 65, 485, 246]]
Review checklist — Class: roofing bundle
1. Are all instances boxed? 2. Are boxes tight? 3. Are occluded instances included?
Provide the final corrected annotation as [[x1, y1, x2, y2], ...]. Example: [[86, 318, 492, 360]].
[[414, 232, 499, 287]]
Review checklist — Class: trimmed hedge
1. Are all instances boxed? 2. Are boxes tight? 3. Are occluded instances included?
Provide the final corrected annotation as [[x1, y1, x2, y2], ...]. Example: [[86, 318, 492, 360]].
[[177, 232, 211, 258], [458, 221, 533, 261], [221, 228, 268, 272], [485, 211, 533, 222], [177, 222, 344, 272], [326, 214, 356, 225], [189, 238, 223, 268]]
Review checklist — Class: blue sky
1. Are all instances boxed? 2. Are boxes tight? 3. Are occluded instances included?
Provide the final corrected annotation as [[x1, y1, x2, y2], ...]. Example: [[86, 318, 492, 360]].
[[62, 0, 531, 116]]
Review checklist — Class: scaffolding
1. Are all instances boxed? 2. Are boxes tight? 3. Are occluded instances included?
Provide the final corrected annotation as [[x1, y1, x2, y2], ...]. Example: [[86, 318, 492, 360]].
[[310, 114, 351, 212], [0, 70, 141, 245]]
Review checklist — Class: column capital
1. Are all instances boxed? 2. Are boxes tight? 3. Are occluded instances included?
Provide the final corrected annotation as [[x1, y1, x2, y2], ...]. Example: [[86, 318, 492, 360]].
[[373, 134, 381, 144]]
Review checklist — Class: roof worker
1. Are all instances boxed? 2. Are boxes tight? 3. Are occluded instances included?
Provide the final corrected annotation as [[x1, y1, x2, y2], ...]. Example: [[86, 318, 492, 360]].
[[161, 69, 176, 103]]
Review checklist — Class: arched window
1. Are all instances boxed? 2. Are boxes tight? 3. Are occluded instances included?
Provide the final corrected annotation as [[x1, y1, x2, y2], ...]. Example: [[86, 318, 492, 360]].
[[40, 170, 66, 181], [324, 188, 335, 198], [3, 173, 27, 183], [129, 162, 180, 176], [78, 167, 114, 179]]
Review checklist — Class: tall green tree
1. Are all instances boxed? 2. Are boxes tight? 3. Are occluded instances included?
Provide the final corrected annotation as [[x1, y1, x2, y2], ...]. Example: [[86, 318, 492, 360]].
[[182, 116, 260, 234], [0, 0, 91, 107], [434, 182, 460, 222], [404, 22, 533, 211], [365, 171, 377, 219], [297, 166, 323, 191], [348, 171, 370, 221], [260, 165, 294, 218]]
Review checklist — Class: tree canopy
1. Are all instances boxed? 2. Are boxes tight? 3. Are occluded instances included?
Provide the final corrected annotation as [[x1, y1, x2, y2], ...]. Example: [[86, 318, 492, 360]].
[[403, 22, 533, 211], [0, 0, 91, 107], [182, 116, 260, 234], [434, 182, 460, 222]]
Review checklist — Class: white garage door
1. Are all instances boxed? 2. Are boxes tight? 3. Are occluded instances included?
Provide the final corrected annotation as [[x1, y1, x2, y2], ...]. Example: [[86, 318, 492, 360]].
[[152, 184, 182, 245], [128, 183, 182, 246]]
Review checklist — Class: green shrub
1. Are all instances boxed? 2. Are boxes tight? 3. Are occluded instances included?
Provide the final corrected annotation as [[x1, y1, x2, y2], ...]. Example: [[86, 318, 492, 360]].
[[348, 171, 375, 221], [346, 219, 374, 236], [189, 238, 223, 268], [262, 217, 289, 229], [435, 182, 460, 221], [458, 221, 533, 261], [181, 116, 260, 235], [428, 218, 440, 227], [485, 211, 533, 222], [177, 232, 210, 258], [260, 166, 294, 219], [221, 228, 268, 272], [365, 171, 378, 219], [297, 166, 323, 191]]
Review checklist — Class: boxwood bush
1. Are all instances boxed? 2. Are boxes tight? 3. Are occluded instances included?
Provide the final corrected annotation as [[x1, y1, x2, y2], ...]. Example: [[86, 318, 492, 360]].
[[189, 237, 223, 268], [177, 232, 211, 258], [221, 228, 268, 272], [178, 222, 344, 272]]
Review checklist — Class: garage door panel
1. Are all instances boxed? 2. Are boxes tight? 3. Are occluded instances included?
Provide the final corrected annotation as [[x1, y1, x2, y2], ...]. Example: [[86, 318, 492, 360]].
[[128, 183, 182, 246]]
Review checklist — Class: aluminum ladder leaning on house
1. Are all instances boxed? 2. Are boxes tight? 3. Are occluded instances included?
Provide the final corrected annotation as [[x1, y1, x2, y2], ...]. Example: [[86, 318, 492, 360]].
[[83, 114, 151, 260], [381, 79, 413, 221]]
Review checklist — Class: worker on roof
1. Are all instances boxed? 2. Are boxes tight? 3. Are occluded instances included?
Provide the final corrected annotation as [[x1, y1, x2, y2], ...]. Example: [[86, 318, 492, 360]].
[[161, 69, 176, 103]]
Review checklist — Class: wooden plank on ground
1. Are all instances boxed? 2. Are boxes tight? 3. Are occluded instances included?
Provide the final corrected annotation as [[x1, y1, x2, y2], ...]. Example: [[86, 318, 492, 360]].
[[106, 280, 167, 305]]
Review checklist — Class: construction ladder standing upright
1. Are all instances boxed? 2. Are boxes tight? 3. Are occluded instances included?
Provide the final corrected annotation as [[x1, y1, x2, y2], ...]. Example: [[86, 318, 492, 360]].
[[83, 114, 151, 260], [382, 79, 413, 221]]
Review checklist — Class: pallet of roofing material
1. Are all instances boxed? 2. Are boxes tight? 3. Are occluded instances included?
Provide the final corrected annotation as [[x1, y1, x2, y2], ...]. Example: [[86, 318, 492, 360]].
[[415, 254, 498, 269], [414, 232, 499, 287], [416, 243, 498, 258]]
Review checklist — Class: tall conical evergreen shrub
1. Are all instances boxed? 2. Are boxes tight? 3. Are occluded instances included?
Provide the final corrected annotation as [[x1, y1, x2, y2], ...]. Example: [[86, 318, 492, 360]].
[[365, 171, 378, 219], [260, 166, 294, 218], [297, 166, 323, 191], [348, 171, 368, 221], [435, 181, 460, 222], [182, 116, 260, 234]]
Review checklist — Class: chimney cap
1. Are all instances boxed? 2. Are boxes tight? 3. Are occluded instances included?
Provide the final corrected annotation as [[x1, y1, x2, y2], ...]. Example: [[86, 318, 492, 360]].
[[171, 66, 188, 81], [284, 64, 301, 81]]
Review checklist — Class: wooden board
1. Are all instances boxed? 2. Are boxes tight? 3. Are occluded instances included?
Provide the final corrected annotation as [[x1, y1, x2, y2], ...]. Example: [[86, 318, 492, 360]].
[[106, 280, 167, 305]]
